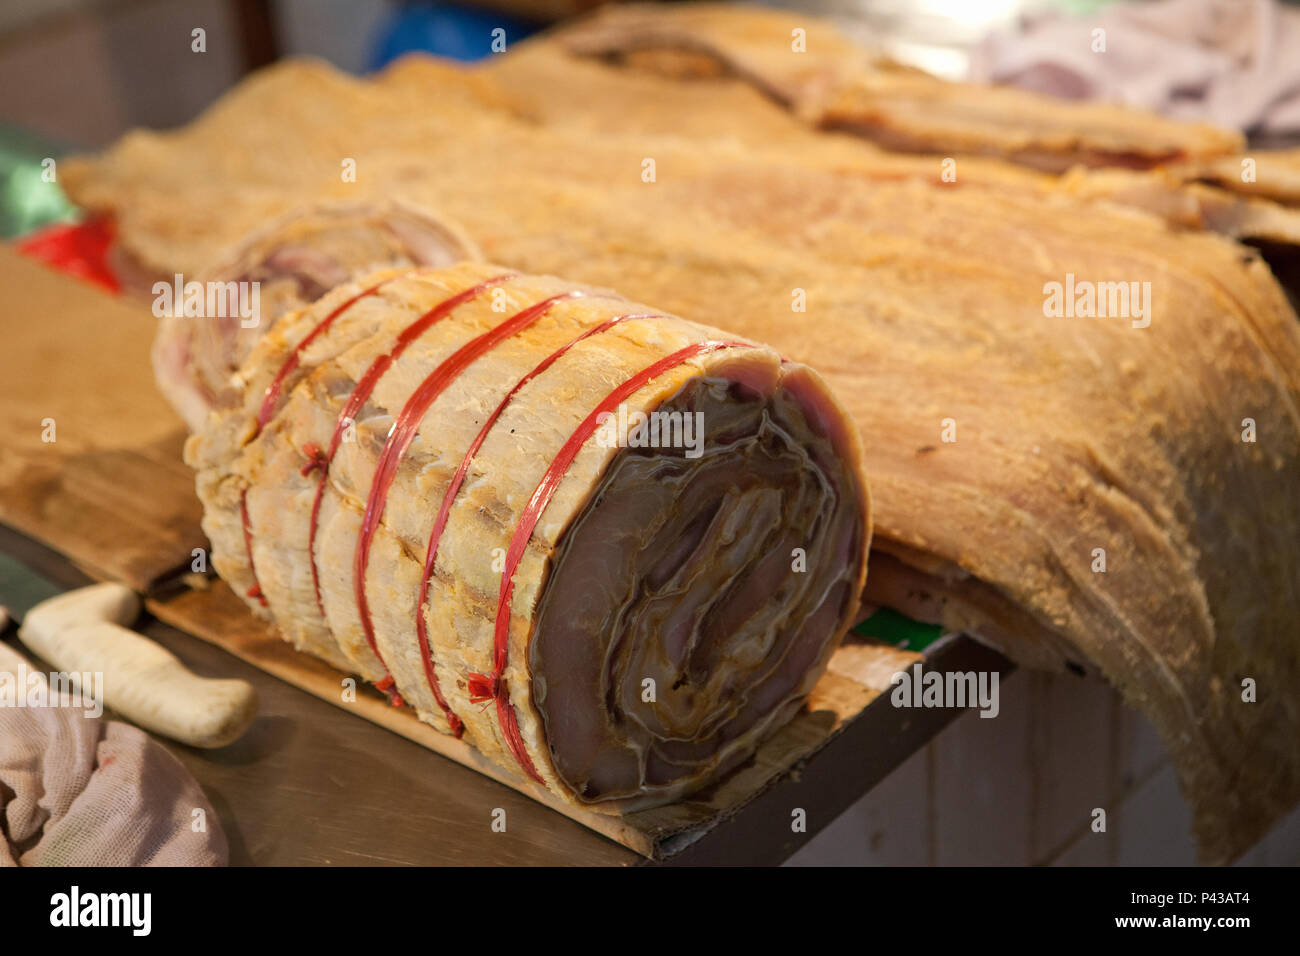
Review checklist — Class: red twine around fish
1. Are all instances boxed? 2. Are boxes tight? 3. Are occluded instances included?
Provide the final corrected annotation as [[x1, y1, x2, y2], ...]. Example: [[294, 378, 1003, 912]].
[[467, 672, 499, 706], [299, 441, 327, 476]]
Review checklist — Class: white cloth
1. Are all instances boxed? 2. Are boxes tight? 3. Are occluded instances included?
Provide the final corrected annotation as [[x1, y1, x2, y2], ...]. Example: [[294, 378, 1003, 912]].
[[970, 0, 1300, 133], [0, 643, 227, 866]]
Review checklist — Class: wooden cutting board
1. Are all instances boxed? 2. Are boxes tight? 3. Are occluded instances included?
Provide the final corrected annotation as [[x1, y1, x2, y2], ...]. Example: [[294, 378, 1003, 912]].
[[0, 248, 202, 589], [0, 245, 920, 859]]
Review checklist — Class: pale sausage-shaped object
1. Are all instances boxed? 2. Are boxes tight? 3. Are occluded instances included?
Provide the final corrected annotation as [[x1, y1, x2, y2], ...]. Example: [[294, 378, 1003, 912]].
[[18, 584, 257, 748]]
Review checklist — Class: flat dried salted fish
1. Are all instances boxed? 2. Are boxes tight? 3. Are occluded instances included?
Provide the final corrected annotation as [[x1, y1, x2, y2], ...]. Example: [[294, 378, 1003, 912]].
[[186, 261, 870, 806], [558, 1, 869, 109], [478, 41, 1300, 251], [1059, 167, 1300, 248], [1164, 148, 1300, 207], [558, 2, 1244, 172]]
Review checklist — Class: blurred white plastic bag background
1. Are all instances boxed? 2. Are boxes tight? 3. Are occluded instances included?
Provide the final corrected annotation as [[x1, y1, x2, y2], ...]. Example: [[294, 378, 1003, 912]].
[[971, 0, 1300, 134]]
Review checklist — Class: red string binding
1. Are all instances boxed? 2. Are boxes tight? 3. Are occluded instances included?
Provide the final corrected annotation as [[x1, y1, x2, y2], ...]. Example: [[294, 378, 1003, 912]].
[[487, 339, 755, 785], [256, 267, 435, 432], [299, 441, 327, 476], [415, 310, 659, 745], [239, 491, 268, 608], [352, 286, 615, 739], [466, 673, 498, 705], [303, 273, 515, 735], [241, 269, 433, 621]]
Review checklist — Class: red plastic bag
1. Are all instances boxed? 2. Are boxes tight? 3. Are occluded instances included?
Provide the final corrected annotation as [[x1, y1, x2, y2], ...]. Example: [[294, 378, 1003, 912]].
[[14, 218, 121, 294]]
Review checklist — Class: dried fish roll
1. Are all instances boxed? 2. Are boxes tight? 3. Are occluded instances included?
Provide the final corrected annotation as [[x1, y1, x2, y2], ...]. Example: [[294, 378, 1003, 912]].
[[152, 199, 479, 430], [186, 262, 870, 807]]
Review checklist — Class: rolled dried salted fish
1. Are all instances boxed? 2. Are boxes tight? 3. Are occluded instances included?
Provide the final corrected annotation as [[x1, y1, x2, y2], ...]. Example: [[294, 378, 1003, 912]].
[[151, 199, 479, 430], [186, 262, 871, 807]]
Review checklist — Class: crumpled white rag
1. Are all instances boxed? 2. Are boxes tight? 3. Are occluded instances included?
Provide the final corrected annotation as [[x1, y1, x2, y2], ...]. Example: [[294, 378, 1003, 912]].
[[0, 642, 227, 866]]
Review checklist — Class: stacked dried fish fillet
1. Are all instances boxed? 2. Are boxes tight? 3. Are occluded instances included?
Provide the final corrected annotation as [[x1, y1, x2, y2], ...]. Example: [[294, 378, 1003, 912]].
[[559, 3, 1244, 172], [187, 262, 870, 806], [1170, 148, 1300, 208], [61, 10, 1300, 861], [538, 4, 1300, 246]]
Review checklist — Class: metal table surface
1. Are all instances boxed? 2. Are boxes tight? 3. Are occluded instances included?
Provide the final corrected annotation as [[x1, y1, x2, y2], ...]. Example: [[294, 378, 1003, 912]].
[[0, 522, 1010, 866]]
